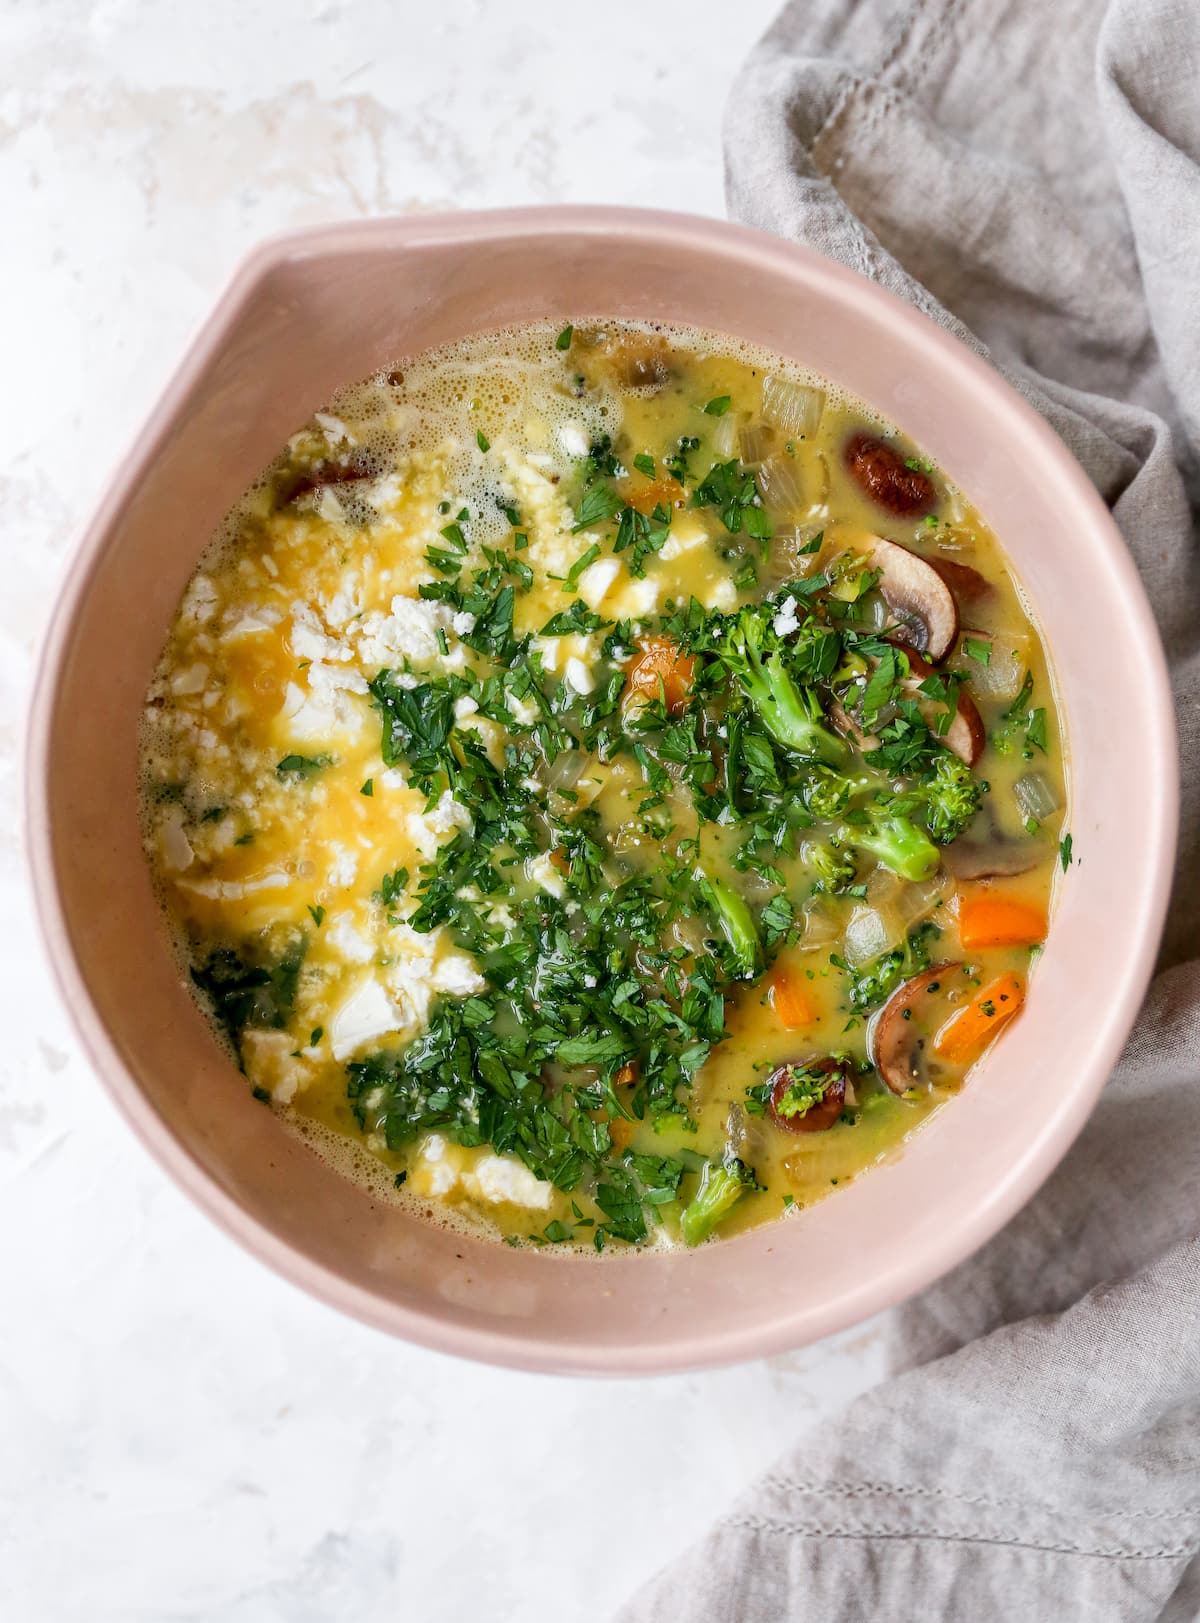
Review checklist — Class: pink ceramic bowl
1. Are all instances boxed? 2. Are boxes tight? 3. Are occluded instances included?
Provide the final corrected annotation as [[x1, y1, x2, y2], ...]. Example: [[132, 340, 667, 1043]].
[[27, 208, 1177, 1374]]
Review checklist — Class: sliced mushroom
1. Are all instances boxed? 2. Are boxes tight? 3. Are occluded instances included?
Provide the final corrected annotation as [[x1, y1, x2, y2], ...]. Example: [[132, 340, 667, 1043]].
[[867, 537, 958, 661], [942, 837, 1045, 880], [902, 647, 985, 767], [844, 434, 937, 516], [836, 643, 984, 767], [932, 558, 994, 612], [766, 1056, 848, 1133], [870, 962, 960, 1094]]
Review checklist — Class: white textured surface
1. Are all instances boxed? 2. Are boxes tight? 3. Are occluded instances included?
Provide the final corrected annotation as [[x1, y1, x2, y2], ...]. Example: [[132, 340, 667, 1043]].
[[0, 4, 893, 1619]]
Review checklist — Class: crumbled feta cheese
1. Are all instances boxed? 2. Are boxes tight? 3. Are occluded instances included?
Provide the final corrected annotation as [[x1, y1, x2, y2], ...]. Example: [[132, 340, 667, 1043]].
[[181, 575, 218, 626], [414, 1133, 461, 1196], [454, 695, 480, 721], [431, 953, 487, 997], [290, 602, 353, 664], [327, 914, 375, 964], [773, 595, 800, 637], [241, 1029, 310, 1105], [508, 692, 539, 726], [324, 583, 360, 628], [379, 768, 408, 791], [315, 411, 355, 446], [470, 1154, 554, 1210], [278, 661, 368, 743], [705, 577, 738, 611], [159, 809, 194, 872], [327, 845, 359, 889], [406, 790, 473, 859], [564, 656, 595, 695], [355, 595, 471, 671], [527, 851, 566, 898], [618, 576, 660, 618], [329, 976, 404, 1061], [532, 635, 560, 672], [222, 605, 282, 641], [576, 556, 620, 609], [658, 512, 709, 562], [558, 422, 589, 459], [170, 662, 209, 696]]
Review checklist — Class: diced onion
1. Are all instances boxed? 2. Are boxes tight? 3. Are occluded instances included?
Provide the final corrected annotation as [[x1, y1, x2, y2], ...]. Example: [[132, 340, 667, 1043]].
[[710, 411, 739, 459], [545, 748, 587, 791], [757, 454, 806, 515], [799, 902, 840, 950], [1014, 771, 1058, 823], [761, 375, 826, 439], [739, 422, 777, 466], [957, 632, 1029, 702], [844, 904, 903, 968], [896, 871, 953, 929]]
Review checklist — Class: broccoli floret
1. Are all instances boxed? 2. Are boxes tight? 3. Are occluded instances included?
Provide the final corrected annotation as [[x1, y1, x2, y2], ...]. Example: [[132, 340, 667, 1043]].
[[807, 839, 858, 894], [918, 752, 987, 845], [802, 764, 852, 821], [854, 807, 940, 882], [679, 1154, 758, 1246], [695, 866, 762, 980], [719, 608, 847, 765]]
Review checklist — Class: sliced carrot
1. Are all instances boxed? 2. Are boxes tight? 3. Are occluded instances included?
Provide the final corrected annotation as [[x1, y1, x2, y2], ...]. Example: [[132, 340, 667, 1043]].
[[614, 1061, 639, 1089], [769, 967, 818, 1030], [608, 1115, 636, 1151], [619, 473, 683, 515], [624, 636, 696, 715], [933, 973, 1025, 1066], [959, 895, 1047, 950]]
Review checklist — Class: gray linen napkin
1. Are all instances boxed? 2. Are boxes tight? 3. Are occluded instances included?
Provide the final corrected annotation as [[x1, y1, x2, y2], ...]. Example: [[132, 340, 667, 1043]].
[[616, 1, 1200, 1617]]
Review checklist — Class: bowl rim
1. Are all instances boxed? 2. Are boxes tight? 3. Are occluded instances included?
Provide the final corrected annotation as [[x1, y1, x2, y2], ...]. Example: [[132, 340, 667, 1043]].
[[25, 205, 1180, 1374]]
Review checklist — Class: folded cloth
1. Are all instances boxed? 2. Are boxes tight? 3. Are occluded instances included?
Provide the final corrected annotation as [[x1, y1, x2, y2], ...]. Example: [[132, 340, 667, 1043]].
[[614, 1, 1200, 1617]]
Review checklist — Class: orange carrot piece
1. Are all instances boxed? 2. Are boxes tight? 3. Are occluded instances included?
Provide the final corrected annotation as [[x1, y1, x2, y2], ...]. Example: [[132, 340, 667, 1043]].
[[620, 474, 683, 515], [608, 1116, 636, 1151], [933, 973, 1025, 1066], [959, 895, 1047, 950], [624, 636, 696, 715], [769, 967, 817, 1030], [614, 1062, 639, 1088]]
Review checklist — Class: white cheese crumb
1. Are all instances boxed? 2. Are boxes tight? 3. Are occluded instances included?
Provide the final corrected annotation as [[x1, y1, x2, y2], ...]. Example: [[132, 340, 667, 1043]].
[[773, 595, 800, 637], [508, 693, 539, 726], [705, 578, 738, 612], [326, 914, 375, 964], [329, 976, 404, 1061], [222, 605, 282, 641], [415, 1133, 461, 1196], [557, 422, 590, 459], [619, 576, 660, 618], [181, 575, 218, 626], [527, 851, 566, 898], [355, 595, 472, 671], [454, 695, 480, 721], [658, 513, 709, 562], [564, 656, 595, 696], [159, 809, 194, 873], [576, 556, 620, 609], [315, 411, 355, 446], [406, 789, 473, 859], [170, 662, 209, 696], [290, 602, 353, 664], [431, 953, 487, 997], [470, 1154, 554, 1210]]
